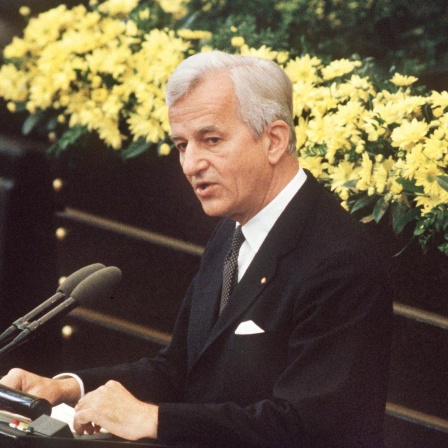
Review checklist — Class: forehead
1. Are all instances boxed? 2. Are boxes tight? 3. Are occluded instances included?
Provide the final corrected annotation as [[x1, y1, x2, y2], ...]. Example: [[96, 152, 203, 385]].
[[168, 73, 239, 131]]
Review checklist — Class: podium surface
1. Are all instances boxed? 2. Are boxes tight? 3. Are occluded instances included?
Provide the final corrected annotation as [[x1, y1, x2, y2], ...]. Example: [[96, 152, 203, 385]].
[[0, 424, 171, 448]]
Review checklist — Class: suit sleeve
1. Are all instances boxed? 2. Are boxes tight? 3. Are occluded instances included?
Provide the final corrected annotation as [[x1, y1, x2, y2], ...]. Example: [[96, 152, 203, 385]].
[[73, 279, 194, 404]]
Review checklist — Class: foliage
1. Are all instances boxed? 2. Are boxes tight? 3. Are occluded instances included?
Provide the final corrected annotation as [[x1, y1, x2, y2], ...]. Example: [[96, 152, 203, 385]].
[[183, 0, 448, 75], [0, 0, 447, 256]]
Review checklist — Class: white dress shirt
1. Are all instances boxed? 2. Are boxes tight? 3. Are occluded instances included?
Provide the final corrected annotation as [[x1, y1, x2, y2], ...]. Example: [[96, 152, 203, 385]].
[[238, 167, 307, 280]]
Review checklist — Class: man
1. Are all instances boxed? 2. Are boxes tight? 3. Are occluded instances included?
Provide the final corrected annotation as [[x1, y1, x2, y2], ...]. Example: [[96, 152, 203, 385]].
[[1, 51, 392, 447]]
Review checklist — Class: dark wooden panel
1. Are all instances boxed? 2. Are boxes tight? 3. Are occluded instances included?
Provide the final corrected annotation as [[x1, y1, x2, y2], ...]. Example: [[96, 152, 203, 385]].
[[365, 220, 448, 318], [0, 135, 59, 376], [52, 147, 218, 247], [55, 216, 201, 334], [388, 315, 448, 420], [385, 414, 448, 448], [56, 316, 166, 372]]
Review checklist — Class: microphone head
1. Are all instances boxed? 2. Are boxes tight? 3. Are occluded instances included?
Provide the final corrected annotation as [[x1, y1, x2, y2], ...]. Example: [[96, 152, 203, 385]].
[[70, 266, 122, 305], [56, 263, 106, 297]]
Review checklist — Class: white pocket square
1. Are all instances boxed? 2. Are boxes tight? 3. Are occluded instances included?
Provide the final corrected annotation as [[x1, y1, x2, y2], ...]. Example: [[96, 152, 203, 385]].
[[235, 320, 265, 335]]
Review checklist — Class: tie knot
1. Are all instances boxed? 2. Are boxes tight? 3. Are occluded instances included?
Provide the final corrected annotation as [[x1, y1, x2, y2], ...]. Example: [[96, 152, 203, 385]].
[[230, 225, 245, 253]]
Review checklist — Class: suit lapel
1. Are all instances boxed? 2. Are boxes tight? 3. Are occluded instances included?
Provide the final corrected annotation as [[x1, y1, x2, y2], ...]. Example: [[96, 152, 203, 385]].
[[186, 220, 233, 367], [189, 172, 322, 371]]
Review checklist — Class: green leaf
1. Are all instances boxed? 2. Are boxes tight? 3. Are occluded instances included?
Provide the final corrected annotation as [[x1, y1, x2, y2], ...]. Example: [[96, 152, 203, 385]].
[[373, 196, 389, 223], [360, 214, 375, 224], [436, 175, 448, 192], [391, 200, 409, 231], [394, 207, 420, 234], [350, 194, 377, 214], [342, 179, 357, 189], [47, 125, 88, 157], [22, 113, 42, 135], [119, 138, 151, 159], [414, 223, 427, 236], [395, 177, 424, 194]]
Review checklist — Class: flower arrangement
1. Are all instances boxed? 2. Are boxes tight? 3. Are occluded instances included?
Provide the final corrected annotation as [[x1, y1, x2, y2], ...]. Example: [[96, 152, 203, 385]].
[[0, 0, 191, 157], [0, 0, 447, 256], [286, 56, 448, 256]]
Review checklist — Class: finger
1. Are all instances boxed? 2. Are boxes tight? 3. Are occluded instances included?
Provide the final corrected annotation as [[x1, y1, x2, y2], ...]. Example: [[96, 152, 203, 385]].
[[0, 368, 25, 389], [74, 422, 95, 436], [74, 413, 95, 436], [74, 408, 98, 436]]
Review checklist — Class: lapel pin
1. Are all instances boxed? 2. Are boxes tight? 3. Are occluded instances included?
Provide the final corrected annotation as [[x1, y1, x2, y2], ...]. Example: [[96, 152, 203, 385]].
[[260, 277, 267, 285]]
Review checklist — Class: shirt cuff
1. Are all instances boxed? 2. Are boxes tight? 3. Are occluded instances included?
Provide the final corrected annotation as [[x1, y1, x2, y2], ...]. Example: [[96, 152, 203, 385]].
[[52, 373, 85, 399]]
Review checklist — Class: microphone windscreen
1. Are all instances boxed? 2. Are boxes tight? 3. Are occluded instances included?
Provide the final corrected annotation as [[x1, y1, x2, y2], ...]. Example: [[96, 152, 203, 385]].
[[0, 385, 52, 420], [70, 266, 122, 305], [56, 263, 106, 297]]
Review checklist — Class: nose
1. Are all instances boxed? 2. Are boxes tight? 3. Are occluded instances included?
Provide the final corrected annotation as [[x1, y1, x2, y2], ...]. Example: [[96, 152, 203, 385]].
[[180, 145, 208, 177]]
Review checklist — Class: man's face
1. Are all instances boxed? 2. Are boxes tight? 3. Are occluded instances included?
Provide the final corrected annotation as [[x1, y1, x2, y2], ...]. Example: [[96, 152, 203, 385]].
[[169, 72, 275, 225]]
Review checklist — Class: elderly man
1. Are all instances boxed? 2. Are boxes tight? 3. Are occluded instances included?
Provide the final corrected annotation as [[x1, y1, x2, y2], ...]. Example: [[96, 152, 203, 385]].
[[1, 51, 392, 447]]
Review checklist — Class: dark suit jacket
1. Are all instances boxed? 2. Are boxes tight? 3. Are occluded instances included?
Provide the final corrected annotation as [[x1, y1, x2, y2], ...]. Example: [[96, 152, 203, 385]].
[[77, 172, 393, 448]]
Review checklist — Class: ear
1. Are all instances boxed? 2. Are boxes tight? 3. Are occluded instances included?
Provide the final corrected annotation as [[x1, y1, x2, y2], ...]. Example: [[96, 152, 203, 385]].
[[266, 120, 291, 165]]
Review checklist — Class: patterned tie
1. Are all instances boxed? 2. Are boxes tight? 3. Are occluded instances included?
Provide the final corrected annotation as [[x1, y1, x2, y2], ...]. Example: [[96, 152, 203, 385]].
[[219, 225, 245, 313]]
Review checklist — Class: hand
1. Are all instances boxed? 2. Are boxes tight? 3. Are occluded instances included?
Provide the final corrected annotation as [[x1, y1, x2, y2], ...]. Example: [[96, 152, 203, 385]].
[[0, 368, 81, 405], [74, 380, 158, 441]]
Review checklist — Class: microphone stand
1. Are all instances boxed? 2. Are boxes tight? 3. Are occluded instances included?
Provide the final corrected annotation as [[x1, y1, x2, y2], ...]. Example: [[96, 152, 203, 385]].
[[0, 263, 105, 347]]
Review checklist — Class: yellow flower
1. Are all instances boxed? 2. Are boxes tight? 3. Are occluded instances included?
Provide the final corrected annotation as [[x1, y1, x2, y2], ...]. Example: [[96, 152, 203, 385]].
[[231, 36, 245, 47], [389, 73, 419, 87], [298, 156, 329, 179], [321, 59, 360, 81], [91, 88, 109, 103], [430, 91, 448, 108], [401, 145, 426, 179], [356, 152, 373, 191], [276, 51, 289, 65], [391, 118, 429, 150], [239, 45, 278, 61], [414, 163, 445, 197], [158, 0, 188, 19], [139, 8, 150, 20], [159, 143, 171, 155], [284, 55, 322, 84], [19, 6, 31, 16], [389, 179, 403, 196], [415, 192, 448, 213], [98, 0, 139, 16], [423, 135, 447, 161], [329, 160, 356, 194], [295, 118, 308, 150], [177, 29, 212, 40], [3, 37, 30, 59], [372, 158, 392, 194]]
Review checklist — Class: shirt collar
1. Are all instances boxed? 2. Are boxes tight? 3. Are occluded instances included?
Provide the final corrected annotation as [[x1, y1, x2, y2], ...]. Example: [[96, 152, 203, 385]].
[[241, 167, 307, 254]]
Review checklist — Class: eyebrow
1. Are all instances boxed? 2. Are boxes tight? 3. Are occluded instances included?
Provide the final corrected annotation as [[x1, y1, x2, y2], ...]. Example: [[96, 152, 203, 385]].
[[170, 125, 222, 142]]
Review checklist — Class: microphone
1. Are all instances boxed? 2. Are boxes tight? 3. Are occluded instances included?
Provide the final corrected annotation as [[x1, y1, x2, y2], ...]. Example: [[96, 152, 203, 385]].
[[0, 384, 52, 420], [0, 263, 106, 346], [0, 266, 122, 359]]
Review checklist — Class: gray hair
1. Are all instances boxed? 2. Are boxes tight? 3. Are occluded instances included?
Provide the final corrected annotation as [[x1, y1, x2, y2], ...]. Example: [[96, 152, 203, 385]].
[[166, 51, 297, 154]]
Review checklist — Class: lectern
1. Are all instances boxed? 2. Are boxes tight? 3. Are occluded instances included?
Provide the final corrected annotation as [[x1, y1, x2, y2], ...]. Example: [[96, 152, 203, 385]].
[[0, 424, 171, 448]]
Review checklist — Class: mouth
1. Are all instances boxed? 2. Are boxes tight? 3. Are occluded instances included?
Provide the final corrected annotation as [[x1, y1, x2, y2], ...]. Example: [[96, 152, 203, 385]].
[[195, 181, 214, 196]]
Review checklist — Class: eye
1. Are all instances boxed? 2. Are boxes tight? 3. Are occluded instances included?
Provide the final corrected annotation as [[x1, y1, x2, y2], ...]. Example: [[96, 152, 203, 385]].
[[206, 137, 220, 145], [175, 141, 187, 152]]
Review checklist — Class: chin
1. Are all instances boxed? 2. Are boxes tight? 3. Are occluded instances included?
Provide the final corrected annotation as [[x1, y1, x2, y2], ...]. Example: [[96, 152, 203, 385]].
[[200, 203, 228, 219]]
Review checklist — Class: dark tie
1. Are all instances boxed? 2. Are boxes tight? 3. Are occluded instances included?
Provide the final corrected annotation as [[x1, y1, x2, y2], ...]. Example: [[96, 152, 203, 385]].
[[220, 225, 245, 313]]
